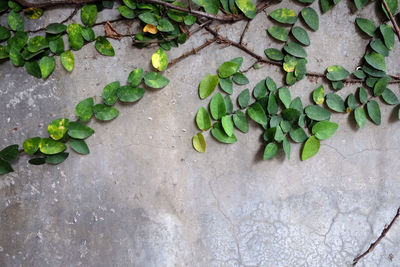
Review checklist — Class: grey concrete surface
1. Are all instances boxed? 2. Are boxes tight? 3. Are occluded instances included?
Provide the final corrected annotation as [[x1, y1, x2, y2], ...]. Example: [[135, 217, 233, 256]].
[[1, 1, 400, 266]]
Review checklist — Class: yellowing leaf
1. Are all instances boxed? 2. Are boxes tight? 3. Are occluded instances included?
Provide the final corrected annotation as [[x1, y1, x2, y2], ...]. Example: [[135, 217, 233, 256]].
[[193, 132, 206, 153], [151, 48, 168, 71], [143, 24, 158, 34]]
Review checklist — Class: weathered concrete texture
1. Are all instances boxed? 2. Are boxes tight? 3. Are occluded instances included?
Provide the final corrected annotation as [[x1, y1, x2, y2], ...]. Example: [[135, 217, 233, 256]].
[[1, 1, 400, 266]]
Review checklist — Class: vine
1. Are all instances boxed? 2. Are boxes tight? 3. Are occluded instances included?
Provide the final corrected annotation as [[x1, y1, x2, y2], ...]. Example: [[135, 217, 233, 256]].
[[0, 0, 400, 264]]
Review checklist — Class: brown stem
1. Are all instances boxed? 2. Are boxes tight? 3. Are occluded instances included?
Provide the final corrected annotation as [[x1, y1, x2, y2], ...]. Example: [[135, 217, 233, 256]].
[[15, 0, 97, 8], [239, 20, 251, 45], [168, 38, 217, 67], [382, 0, 400, 42], [353, 207, 400, 266]]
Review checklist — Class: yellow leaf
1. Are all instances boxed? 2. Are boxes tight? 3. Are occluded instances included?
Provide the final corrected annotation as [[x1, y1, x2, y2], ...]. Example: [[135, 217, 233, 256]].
[[143, 24, 158, 34], [192, 133, 206, 153]]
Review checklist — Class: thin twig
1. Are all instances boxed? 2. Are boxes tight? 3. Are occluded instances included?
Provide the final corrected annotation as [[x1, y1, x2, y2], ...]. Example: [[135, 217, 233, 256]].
[[353, 207, 400, 266], [239, 20, 251, 45], [168, 38, 217, 67], [382, 0, 400, 42], [15, 0, 97, 8]]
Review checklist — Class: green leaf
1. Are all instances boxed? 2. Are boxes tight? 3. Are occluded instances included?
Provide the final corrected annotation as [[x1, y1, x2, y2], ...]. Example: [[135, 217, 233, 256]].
[[144, 72, 169, 89], [81, 27, 95, 41], [122, 0, 136, 9], [224, 95, 233, 114], [265, 48, 284, 61], [93, 104, 119, 121], [267, 26, 288, 42], [152, 48, 168, 71], [266, 77, 277, 92], [192, 132, 206, 153], [67, 23, 83, 51], [232, 73, 249, 85], [233, 110, 248, 133], [60, 51, 74, 72], [326, 93, 345, 112], [196, 106, 212, 130], [199, 74, 219, 99], [7, 31, 28, 50], [194, 0, 220, 14], [45, 152, 69, 164], [366, 77, 378, 87], [235, 0, 256, 18], [302, 136, 320, 160], [75, 97, 94, 122], [0, 26, 11, 41], [138, 12, 158, 25], [9, 47, 24, 67], [362, 65, 386, 78], [211, 122, 237, 144], [356, 18, 376, 37], [24, 8, 43, 19], [291, 26, 310, 46], [0, 159, 13, 175], [370, 39, 389, 57], [39, 138, 66, 155], [8, 1, 21, 12], [358, 86, 368, 104], [382, 88, 399, 105], [28, 158, 46, 165], [118, 6, 135, 19], [253, 80, 267, 99], [157, 18, 174, 32], [49, 37, 65, 55], [247, 102, 268, 125], [326, 65, 350, 81], [312, 121, 338, 140], [278, 86, 291, 109], [218, 61, 239, 78], [282, 108, 300, 123], [366, 100, 381, 125], [70, 139, 90, 155], [355, 107, 367, 128], [346, 93, 357, 111], [221, 115, 234, 136], [46, 23, 67, 34], [374, 76, 390, 96], [102, 81, 120, 106], [380, 24, 395, 50], [95, 36, 115, 56], [25, 61, 42, 78], [68, 121, 94, 139], [81, 4, 97, 26], [8, 10, 24, 31], [353, 69, 366, 79], [313, 85, 325, 105], [320, 0, 334, 13], [282, 137, 290, 160], [48, 118, 69, 140], [283, 42, 307, 58], [117, 86, 145, 103], [364, 52, 386, 71], [184, 15, 196, 25], [23, 137, 41, 155], [238, 88, 250, 109], [128, 68, 143, 87], [219, 77, 233, 94], [39, 56, 55, 79], [354, 0, 369, 10], [0, 144, 19, 162], [290, 127, 308, 143], [210, 93, 226, 120], [269, 8, 297, 24], [267, 93, 278, 115], [305, 105, 331, 121], [301, 7, 319, 31], [263, 142, 278, 159], [230, 57, 243, 68]]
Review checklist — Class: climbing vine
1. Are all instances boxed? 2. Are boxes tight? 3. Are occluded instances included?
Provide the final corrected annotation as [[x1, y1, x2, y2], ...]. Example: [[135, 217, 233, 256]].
[[0, 1, 399, 177]]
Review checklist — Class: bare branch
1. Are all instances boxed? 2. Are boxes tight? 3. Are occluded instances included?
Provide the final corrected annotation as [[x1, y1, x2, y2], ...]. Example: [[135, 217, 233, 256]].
[[353, 207, 400, 266]]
